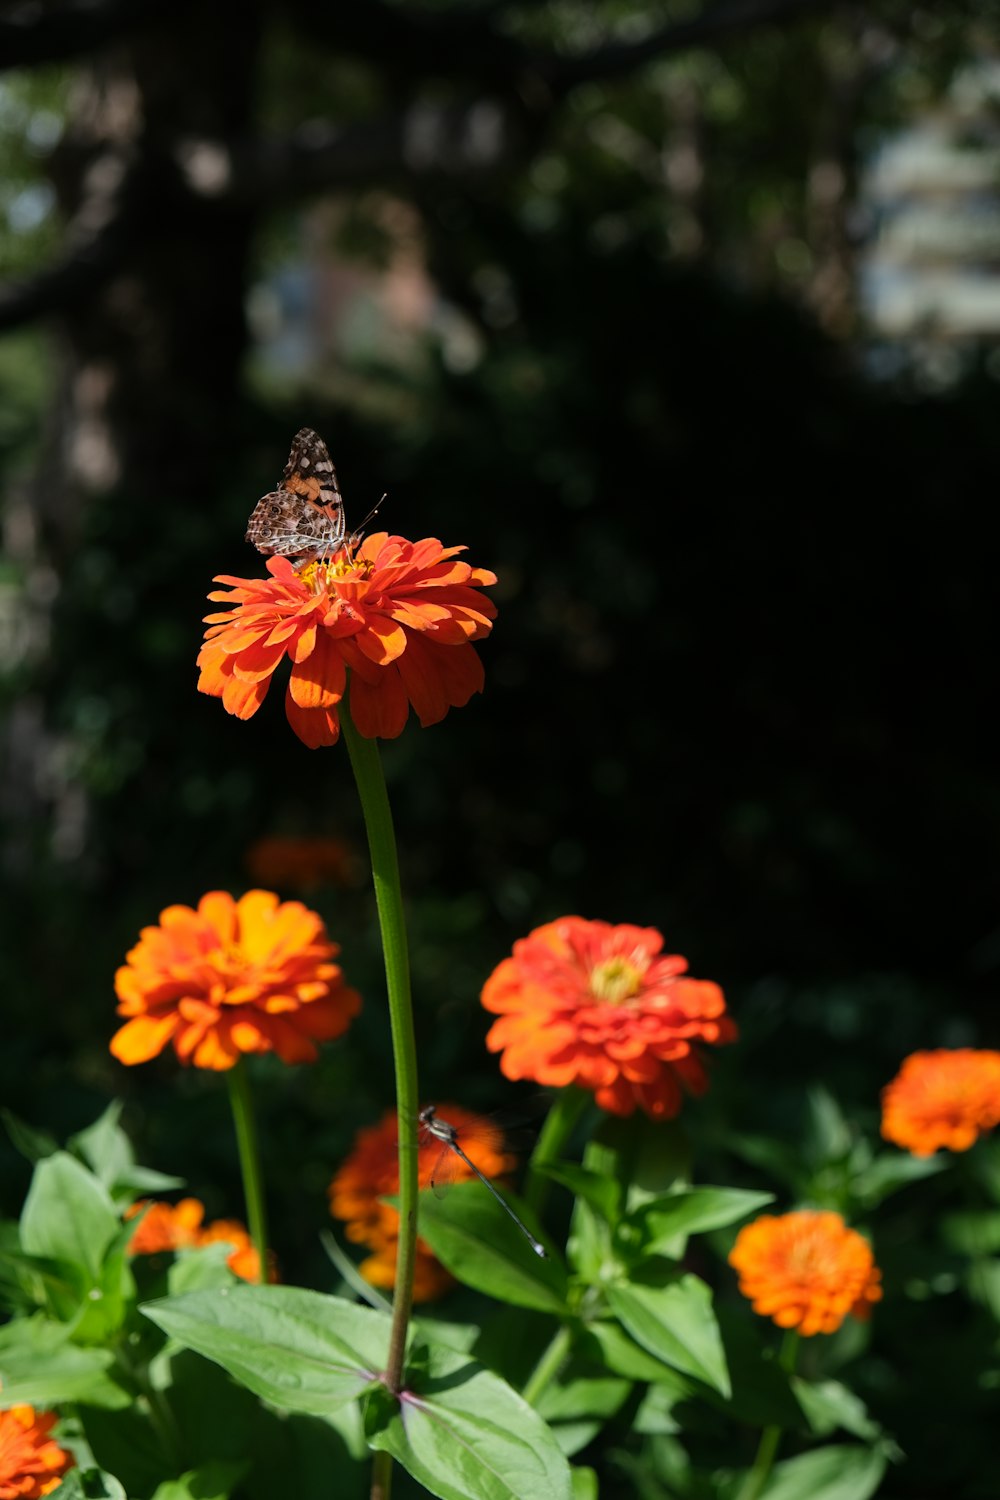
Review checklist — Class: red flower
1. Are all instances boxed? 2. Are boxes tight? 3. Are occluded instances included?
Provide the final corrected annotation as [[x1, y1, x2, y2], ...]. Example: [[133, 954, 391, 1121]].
[[881, 1048, 1000, 1156], [110, 889, 360, 1070], [329, 1105, 516, 1302], [481, 917, 734, 1118], [0, 1407, 74, 1499], [729, 1210, 882, 1336], [197, 535, 497, 747]]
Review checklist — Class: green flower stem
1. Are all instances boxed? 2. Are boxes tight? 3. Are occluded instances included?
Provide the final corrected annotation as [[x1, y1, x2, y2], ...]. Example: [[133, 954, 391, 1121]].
[[520, 1323, 573, 1408], [226, 1058, 269, 1285], [736, 1330, 800, 1500], [341, 701, 419, 1399], [523, 1085, 590, 1217]]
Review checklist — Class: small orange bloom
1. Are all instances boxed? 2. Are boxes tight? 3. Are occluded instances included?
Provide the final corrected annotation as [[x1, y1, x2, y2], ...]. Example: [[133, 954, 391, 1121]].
[[481, 917, 735, 1119], [329, 1105, 516, 1302], [126, 1199, 275, 1282], [125, 1198, 204, 1254], [881, 1048, 1000, 1156], [197, 535, 497, 748], [246, 834, 364, 892], [110, 889, 360, 1070], [729, 1210, 882, 1336], [0, 1406, 74, 1499], [196, 1218, 278, 1283]]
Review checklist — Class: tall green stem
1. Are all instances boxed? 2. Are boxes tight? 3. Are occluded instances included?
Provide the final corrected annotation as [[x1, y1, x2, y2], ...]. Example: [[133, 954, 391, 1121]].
[[340, 701, 419, 1402], [520, 1323, 573, 1407], [226, 1059, 268, 1285], [736, 1330, 800, 1500], [523, 1086, 589, 1216]]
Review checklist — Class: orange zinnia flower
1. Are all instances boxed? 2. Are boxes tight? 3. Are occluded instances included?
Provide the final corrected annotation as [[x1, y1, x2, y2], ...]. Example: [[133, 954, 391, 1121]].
[[125, 1198, 276, 1282], [0, 1406, 74, 1499], [881, 1048, 1000, 1156], [729, 1210, 882, 1336], [481, 917, 735, 1119], [125, 1197, 204, 1255], [109, 889, 360, 1070], [197, 535, 497, 748], [329, 1105, 516, 1302]]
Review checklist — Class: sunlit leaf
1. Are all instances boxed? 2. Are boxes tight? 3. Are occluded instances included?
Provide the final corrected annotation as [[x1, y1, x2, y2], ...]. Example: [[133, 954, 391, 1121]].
[[366, 1337, 573, 1500], [607, 1273, 730, 1397], [20, 1153, 119, 1283], [415, 1183, 568, 1313], [756, 1442, 889, 1500], [141, 1286, 388, 1414]]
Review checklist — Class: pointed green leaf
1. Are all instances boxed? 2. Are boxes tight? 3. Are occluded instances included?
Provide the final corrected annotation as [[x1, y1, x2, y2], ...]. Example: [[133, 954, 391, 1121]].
[[536, 1164, 621, 1224], [150, 1461, 247, 1500], [51, 1470, 126, 1500], [587, 1117, 690, 1212], [415, 1184, 568, 1313], [0, 1318, 131, 1408], [791, 1379, 884, 1443], [758, 1443, 888, 1500], [581, 1321, 697, 1391], [851, 1151, 947, 1208], [366, 1338, 573, 1500], [1, 1108, 58, 1163], [141, 1285, 388, 1414], [624, 1188, 775, 1256], [21, 1153, 119, 1281], [606, 1273, 729, 1396], [570, 1467, 598, 1500]]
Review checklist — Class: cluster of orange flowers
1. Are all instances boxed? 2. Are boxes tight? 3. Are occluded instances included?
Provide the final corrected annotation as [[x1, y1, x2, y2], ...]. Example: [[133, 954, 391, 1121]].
[[880, 1048, 1000, 1157], [729, 1210, 882, 1336], [125, 1197, 275, 1282], [328, 1105, 515, 1302], [0, 1406, 74, 1499]]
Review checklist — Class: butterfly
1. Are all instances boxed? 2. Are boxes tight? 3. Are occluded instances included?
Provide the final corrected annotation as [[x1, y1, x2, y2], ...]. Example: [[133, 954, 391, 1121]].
[[245, 428, 351, 561]]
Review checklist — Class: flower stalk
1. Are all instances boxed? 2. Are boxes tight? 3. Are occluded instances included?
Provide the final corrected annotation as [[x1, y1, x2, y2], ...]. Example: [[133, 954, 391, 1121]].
[[341, 695, 420, 1396], [226, 1060, 269, 1285], [736, 1330, 800, 1500]]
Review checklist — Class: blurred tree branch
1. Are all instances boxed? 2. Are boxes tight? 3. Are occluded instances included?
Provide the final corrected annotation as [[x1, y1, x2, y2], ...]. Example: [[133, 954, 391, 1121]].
[[0, 0, 842, 330]]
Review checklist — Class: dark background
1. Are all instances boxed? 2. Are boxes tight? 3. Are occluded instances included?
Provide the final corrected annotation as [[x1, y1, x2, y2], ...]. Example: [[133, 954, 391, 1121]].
[[2, 4, 999, 1494]]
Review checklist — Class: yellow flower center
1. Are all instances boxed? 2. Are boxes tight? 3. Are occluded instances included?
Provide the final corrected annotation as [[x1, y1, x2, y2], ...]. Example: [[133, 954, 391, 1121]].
[[590, 956, 644, 1005]]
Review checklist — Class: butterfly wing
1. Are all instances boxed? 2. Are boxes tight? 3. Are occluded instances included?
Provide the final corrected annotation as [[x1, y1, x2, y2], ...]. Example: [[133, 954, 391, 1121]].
[[245, 428, 347, 558]]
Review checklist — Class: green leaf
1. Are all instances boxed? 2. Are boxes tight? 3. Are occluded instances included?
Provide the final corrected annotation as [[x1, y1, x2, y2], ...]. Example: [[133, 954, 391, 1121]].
[[757, 1443, 888, 1500], [21, 1153, 119, 1282], [415, 1184, 568, 1313], [791, 1379, 883, 1442], [150, 1461, 247, 1500], [366, 1337, 573, 1500], [50, 1469, 127, 1500], [0, 1318, 131, 1408], [570, 1468, 598, 1500], [606, 1273, 730, 1397], [68, 1103, 183, 1202], [1, 1107, 59, 1163], [536, 1163, 621, 1224], [166, 1244, 240, 1295], [586, 1117, 690, 1213], [535, 1370, 631, 1424], [622, 1187, 775, 1257], [580, 1321, 696, 1391], [140, 1285, 388, 1414], [941, 1209, 1000, 1257], [851, 1152, 947, 1208]]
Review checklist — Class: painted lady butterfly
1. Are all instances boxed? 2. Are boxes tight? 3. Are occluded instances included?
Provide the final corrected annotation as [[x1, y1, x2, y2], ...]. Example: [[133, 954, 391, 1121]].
[[245, 428, 351, 560]]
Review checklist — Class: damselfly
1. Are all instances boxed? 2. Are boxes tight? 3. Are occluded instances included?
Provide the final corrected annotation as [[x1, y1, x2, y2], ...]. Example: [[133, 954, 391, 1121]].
[[418, 1104, 548, 1259]]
